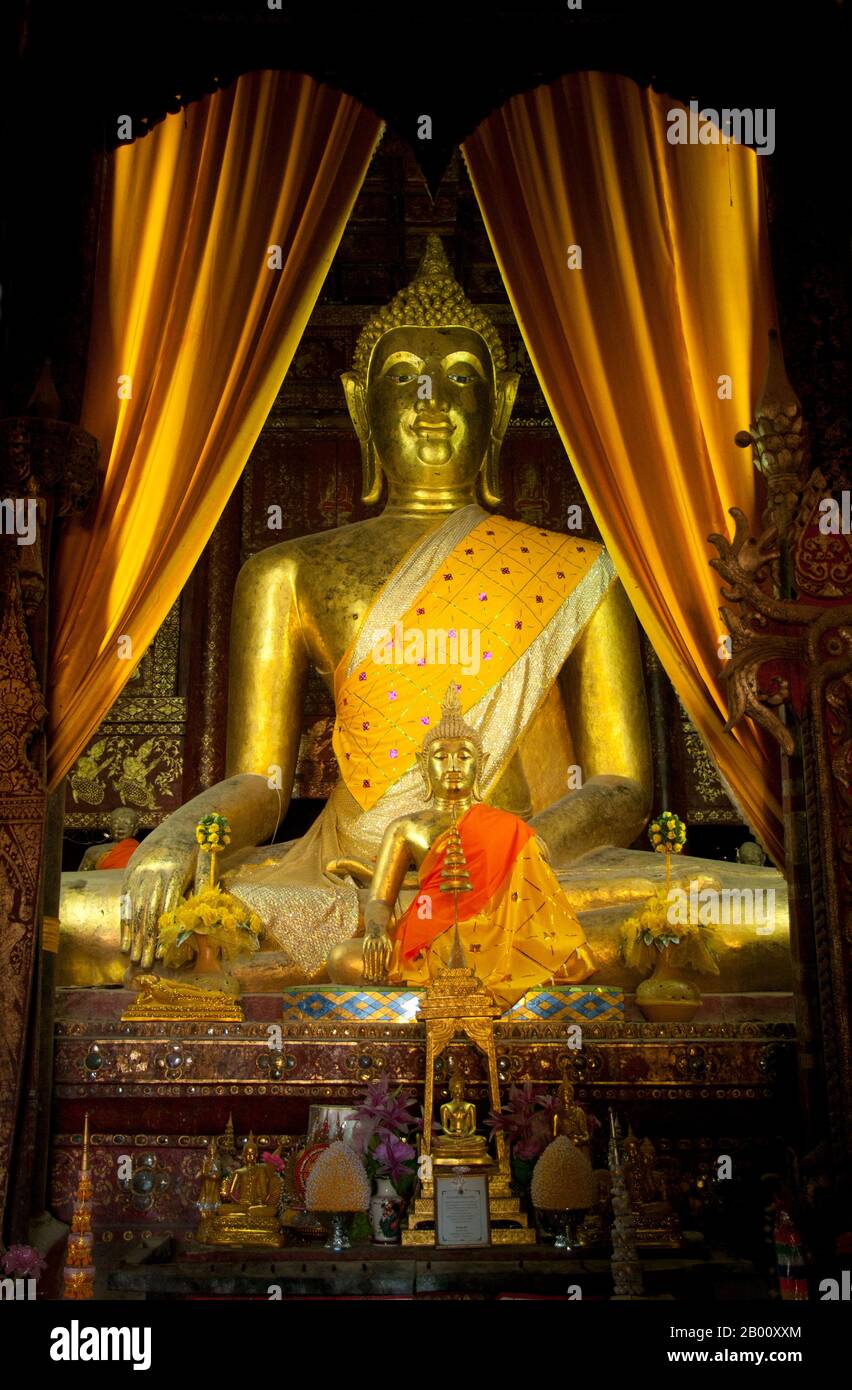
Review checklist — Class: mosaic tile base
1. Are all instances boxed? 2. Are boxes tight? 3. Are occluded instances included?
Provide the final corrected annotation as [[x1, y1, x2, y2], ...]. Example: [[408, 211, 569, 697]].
[[280, 985, 624, 1024]]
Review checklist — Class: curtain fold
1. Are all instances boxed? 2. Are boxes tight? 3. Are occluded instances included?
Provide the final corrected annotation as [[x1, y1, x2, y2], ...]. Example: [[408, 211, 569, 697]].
[[462, 71, 783, 864], [48, 71, 383, 789]]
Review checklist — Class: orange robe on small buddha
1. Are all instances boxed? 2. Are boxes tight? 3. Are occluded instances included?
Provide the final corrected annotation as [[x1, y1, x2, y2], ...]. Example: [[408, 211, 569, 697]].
[[390, 803, 596, 1010], [96, 838, 139, 869]]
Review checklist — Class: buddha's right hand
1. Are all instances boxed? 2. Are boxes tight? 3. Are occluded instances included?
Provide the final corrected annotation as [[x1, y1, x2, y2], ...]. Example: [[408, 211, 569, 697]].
[[120, 840, 198, 967]]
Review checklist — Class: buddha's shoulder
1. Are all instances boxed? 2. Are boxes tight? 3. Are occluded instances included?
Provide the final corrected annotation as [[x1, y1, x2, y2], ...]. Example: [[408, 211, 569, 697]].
[[238, 516, 415, 575], [234, 521, 364, 579]]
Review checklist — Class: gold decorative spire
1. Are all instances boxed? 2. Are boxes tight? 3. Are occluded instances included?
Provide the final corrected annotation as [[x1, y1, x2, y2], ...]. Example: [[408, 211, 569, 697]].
[[352, 234, 507, 375], [62, 1112, 95, 1300]]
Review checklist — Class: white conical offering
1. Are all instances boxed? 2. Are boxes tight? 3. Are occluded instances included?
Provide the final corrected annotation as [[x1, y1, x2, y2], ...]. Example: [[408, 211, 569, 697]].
[[531, 1136, 595, 1210], [304, 1139, 371, 1212]]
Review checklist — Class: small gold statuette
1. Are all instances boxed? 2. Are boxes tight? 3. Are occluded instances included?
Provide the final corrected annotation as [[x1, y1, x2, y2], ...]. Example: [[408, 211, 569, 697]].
[[121, 974, 244, 1021], [196, 1136, 224, 1244], [432, 1072, 490, 1167], [622, 1128, 682, 1249], [553, 1066, 592, 1161], [205, 1132, 283, 1247]]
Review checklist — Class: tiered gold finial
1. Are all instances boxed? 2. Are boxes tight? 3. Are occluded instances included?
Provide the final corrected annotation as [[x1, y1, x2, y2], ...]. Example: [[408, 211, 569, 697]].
[[439, 817, 473, 898], [62, 1112, 95, 1299], [352, 234, 507, 375]]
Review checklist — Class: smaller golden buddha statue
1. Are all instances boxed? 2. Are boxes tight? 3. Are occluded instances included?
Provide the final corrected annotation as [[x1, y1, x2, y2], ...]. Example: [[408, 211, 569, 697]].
[[207, 1132, 283, 1247], [432, 1073, 490, 1167], [329, 684, 597, 1010], [553, 1068, 591, 1161], [622, 1128, 681, 1249]]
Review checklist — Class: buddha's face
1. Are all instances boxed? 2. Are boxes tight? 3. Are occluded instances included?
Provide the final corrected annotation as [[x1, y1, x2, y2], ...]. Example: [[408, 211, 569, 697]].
[[109, 807, 139, 840], [243, 1141, 258, 1164], [425, 735, 479, 801], [366, 326, 494, 489]]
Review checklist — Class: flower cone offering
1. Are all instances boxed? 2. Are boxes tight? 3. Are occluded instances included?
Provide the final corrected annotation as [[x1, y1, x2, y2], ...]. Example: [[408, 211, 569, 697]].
[[532, 1136, 595, 1211], [305, 1140, 371, 1252], [305, 1140, 371, 1212]]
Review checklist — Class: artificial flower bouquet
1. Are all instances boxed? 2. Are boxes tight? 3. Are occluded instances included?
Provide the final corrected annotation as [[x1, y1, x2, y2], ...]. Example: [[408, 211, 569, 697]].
[[351, 1079, 420, 1196]]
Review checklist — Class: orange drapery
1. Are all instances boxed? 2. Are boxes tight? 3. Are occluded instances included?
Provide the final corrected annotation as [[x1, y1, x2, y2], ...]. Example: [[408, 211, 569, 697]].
[[463, 72, 783, 864], [48, 72, 383, 789]]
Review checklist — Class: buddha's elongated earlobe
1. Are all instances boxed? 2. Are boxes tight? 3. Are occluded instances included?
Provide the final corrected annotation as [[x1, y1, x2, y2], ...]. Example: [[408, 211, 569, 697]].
[[480, 368, 520, 507], [472, 751, 488, 802], [361, 438, 383, 506], [416, 749, 433, 801], [341, 370, 383, 505]]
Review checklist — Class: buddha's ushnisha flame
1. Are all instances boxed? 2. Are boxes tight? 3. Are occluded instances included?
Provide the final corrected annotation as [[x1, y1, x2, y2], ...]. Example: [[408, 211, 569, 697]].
[[421, 683, 483, 758], [352, 233, 507, 375]]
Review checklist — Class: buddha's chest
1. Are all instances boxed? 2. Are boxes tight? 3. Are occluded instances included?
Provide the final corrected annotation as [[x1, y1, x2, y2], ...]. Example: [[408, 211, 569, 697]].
[[297, 524, 436, 677]]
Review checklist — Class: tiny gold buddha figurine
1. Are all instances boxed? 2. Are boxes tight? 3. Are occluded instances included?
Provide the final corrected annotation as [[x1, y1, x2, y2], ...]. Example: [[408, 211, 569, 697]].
[[622, 1128, 681, 1249], [58, 234, 657, 991], [432, 1073, 490, 1167], [196, 1136, 222, 1243], [206, 1132, 283, 1247], [328, 685, 598, 1010], [553, 1067, 592, 1161]]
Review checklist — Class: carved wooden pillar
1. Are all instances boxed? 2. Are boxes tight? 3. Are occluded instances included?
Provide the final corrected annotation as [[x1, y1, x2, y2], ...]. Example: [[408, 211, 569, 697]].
[[0, 388, 98, 1239], [712, 339, 852, 1187]]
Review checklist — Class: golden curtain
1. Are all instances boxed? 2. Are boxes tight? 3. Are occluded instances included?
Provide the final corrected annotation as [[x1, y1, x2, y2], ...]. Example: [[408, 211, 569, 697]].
[[463, 71, 783, 864], [48, 72, 383, 789]]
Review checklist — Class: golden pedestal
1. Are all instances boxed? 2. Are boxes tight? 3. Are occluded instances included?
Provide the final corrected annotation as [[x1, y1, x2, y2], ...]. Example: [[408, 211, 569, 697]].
[[397, 934, 539, 1246], [402, 1167, 534, 1246]]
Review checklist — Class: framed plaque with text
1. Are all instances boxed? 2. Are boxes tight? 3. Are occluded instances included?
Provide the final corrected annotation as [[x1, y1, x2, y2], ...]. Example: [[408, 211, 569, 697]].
[[435, 1172, 491, 1247]]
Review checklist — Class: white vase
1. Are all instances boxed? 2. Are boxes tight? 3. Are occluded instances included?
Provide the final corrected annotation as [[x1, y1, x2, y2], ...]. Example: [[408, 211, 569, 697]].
[[369, 1177, 405, 1244]]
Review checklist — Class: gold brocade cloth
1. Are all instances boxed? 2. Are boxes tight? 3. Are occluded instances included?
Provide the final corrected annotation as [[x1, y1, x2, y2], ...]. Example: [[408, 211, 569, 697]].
[[333, 509, 603, 811]]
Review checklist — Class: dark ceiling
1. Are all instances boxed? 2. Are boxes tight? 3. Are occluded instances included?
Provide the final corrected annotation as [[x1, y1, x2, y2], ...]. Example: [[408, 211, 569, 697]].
[[7, 0, 850, 191], [1, 0, 849, 418]]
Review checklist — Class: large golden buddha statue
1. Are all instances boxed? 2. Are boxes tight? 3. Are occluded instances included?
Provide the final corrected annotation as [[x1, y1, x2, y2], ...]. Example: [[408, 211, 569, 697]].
[[59, 236, 656, 988]]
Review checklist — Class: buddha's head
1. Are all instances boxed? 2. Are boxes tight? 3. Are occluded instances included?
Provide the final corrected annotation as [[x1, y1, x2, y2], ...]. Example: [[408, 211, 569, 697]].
[[417, 684, 487, 803], [108, 805, 140, 841], [342, 236, 519, 509], [449, 1072, 465, 1101], [242, 1132, 258, 1165]]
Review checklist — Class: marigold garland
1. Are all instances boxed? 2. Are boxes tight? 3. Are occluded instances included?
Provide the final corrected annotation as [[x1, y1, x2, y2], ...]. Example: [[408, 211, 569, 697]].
[[619, 885, 720, 976], [157, 887, 262, 968]]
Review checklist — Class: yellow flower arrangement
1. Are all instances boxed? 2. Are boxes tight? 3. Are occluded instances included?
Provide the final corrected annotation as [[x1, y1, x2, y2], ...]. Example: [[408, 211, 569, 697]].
[[649, 810, 687, 855], [157, 887, 262, 968], [195, 813, 232, 849], [620, 885, 719, 976]]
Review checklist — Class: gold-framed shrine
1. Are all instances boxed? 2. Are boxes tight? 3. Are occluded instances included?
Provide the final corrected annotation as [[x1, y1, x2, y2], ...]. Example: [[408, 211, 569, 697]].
[[1, 8, 850, 1320]]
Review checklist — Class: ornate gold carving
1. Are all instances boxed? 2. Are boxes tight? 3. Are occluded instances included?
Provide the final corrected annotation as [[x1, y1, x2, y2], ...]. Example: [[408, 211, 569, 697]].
[[790, 469, 852, 599], [679, 705, 740, 822], [713, 331, 852, 1169], [709, 509, 812, 756], [0, 546, 47, 1226], [121, 975, 244, 1022], [734, 329, 809, 540], [65, 601, 185, 830]]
